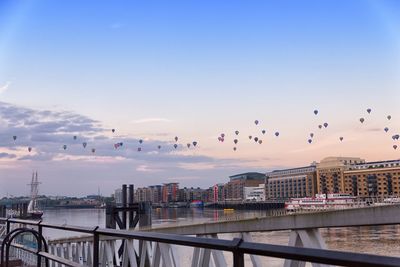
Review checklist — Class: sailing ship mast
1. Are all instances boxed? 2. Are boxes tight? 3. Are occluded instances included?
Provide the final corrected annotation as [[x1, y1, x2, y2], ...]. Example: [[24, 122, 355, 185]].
[[28, 171, 40, 211]]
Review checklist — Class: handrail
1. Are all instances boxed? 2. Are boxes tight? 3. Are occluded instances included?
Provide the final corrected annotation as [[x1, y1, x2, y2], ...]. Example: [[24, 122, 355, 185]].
[[2, 218, 400, 267]]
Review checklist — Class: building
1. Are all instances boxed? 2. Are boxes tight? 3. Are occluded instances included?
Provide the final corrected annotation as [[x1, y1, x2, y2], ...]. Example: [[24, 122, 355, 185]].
[[135, 187, 151, 202], [244, 184, 265, 201], [316, 157, 365, 194], [266, 165, 317, 199], [162, 183, 179, 203], [212, 184, 225, 202], [344, 160, 400, 197], [148, 185, 162, 204], [224, 172, 265, 201], [114, 188, 122, 205]]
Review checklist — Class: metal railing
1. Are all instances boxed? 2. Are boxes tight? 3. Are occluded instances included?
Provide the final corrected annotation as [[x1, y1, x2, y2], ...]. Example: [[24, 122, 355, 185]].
[[1, 217, 400, 267]]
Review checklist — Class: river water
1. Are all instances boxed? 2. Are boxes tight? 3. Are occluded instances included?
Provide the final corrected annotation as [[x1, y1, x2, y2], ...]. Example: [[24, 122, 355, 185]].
[[40, 208, 400, 265]]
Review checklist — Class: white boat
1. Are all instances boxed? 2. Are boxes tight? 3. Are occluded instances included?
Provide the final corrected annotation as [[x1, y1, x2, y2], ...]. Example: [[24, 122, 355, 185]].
[[26, 172, 43, 219], [285, 193, 357, 211]]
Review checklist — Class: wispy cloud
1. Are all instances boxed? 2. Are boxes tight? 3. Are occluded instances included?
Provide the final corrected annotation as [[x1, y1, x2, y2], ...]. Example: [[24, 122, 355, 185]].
[[0, 82, 11, 95], [132, 118, 172, 124]]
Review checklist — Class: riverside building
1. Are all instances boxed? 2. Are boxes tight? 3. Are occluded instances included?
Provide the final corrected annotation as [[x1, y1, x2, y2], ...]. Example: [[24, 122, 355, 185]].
[[224, 172, 265, 201]]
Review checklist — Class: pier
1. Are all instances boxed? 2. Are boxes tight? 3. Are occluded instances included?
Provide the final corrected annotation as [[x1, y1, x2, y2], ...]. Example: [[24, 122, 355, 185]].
[[1, 204, 400, 266]]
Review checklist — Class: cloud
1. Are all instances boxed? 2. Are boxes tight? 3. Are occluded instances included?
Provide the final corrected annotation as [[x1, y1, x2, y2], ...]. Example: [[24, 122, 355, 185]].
[[0, 82, 11, 95], [0, 152, 16, 159], [132, 118, 172, 124], [109, 23, 123, 29]]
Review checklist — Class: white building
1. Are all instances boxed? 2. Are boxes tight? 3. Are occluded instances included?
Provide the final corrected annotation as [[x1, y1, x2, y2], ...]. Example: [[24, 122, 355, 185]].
[[244, 184, 265, 201]]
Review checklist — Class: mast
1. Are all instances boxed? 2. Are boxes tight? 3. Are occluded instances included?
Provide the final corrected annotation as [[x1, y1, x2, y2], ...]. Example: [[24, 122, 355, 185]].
[[28, 171, 40, 211]]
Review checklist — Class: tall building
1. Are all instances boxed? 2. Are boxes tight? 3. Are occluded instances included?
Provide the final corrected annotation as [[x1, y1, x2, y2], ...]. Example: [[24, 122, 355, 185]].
[[212, 184, 225, 202], [316, 157, 365, 194], [148, 185, 162, 204], [224, 172, 265, 201], [266, 165, 317, 199], [162, 183, 179, 203], [344, 160, 400, 197]]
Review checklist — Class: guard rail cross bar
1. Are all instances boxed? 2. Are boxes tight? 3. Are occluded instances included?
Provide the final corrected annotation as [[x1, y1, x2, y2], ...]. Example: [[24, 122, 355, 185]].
[[1, 217, 400, 267]]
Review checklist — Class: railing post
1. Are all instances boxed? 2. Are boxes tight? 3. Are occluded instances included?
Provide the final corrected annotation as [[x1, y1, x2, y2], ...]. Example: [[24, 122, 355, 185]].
[[232, 238, 244, 267], [6, 218, 10, 234], [93, 226, 99, 267], [37, 220, 43, 267]]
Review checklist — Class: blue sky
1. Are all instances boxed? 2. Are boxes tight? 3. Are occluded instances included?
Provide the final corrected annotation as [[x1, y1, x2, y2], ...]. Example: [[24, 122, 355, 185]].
[[0, 0, 399, 196]]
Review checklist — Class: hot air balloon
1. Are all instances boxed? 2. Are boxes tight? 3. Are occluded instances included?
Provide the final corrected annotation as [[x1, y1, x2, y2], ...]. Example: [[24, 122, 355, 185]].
[[139, 139, 143, 144], [367, 108, 372, 114], [233, 139, 238, 144], [112, 129, 115, 133], [12, 136, 16, 141], [254, 120, 259, 125], [384, 127, 389, 133], [91, 148, 96, 153], [340, 137, 344, 141], [394, 134, 400, 140], [173, 144, 178, 149], [157, 145, 161, 149], [192, 141, 197, 147], [174, 136, 178, 142], [138, 147, 142, 152], [323, 122, 328, 128], [221, 133, 225, 138], [114, 143, 119, 149], [218, 137, 222, 142], [63, 145, 67, 150], [28, 147, 32, 152], [360, 118, 365, 123], [220, 138, 224, 142], [73, 136, 77, 140], [248, 135, 252, 140], [310, 133, 314, 138], [318, 125, 322, 129], [187, 143, 191, 148], [254, 137, 259, 142], [394, 145, 398, 150], [275, 132, 280, 137], [308, 139, 312, 144], [314, 110, 318, 115], [119, 142, 123, 146], [262, 130, 266, 135], [387, 115, 392, 120], [235, 130, 239, 135], [233, 147, 237, 151], [258, 140, 262, 144], [82, 142, 87, 148]]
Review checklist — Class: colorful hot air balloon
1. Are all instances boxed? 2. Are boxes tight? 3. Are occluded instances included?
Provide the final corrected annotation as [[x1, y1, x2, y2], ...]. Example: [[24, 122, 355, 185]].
[[28, 147, 32, 152], [63, 145, 67, 150], [275, 132, 280, 137], [82, 142, 87, 148], [384, 127, 389, 133], [323, 122, 328, 128], [175, 136, 178, 142], [234, 139, 238, 144], [308, 139, 312, 144], [192, 141, 197, 147], [254, 137, 259, 142], [314, 110, 318, 115], [262, 130, 266, 135], [173, 144, 178, 149], [12, 136, 17, 141], [254, 120, 259, 125], [367, 108, 372, 114], [91, 148, 96, 153], [114, 143, 119, 149], [235, 130, 239, 135], [387, 115, 392, 120], [221, 133, 225, 138], [340, 137, 344, 141], [359, 118, 365, 123], [310, 133, 314, 138]]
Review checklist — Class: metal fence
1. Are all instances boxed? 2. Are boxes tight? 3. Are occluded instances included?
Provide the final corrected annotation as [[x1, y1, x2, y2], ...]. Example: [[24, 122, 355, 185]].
[[1, 217, 400, 267]]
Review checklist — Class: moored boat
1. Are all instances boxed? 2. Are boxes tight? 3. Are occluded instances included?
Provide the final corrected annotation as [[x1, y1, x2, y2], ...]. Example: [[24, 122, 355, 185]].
[[285, 193, 357, 211]]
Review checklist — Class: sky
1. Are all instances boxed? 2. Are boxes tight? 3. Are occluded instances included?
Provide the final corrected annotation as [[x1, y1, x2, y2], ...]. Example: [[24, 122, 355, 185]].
[[0, 0, 399, 196]]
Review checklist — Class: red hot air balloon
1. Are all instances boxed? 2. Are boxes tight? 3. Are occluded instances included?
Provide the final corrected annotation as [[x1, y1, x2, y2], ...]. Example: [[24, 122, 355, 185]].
[[258, 140, 262, 144]]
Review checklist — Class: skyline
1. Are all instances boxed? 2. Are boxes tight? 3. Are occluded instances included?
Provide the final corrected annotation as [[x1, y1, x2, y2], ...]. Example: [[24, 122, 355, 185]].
[[0, 0, 400, 196]]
